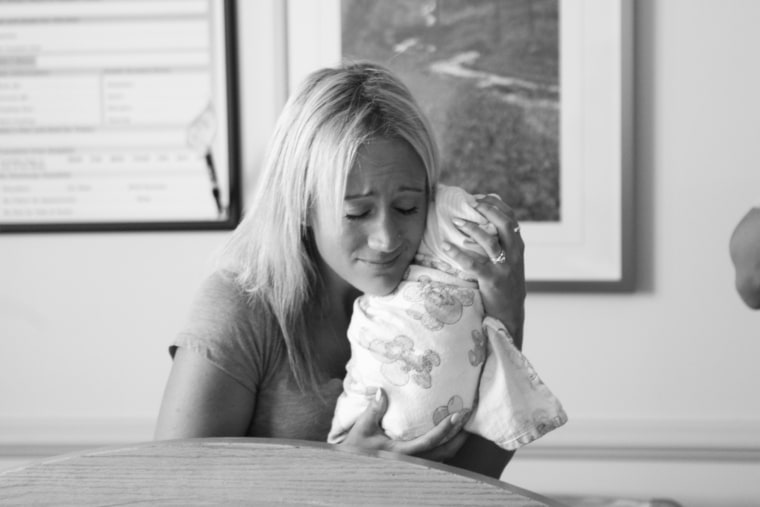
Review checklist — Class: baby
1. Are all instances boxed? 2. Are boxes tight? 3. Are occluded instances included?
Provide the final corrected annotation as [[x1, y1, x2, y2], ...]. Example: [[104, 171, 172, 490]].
[[328, 184, 567, 450]]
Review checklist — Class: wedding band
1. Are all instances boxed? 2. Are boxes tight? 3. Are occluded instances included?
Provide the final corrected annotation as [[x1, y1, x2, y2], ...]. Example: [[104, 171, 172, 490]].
[[491, 249, 507, 264], [513, 225, 521, 234]]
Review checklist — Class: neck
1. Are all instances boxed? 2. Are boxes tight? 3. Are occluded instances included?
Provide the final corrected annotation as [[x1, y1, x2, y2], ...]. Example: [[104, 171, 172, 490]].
[[313, 257, 360, 322]]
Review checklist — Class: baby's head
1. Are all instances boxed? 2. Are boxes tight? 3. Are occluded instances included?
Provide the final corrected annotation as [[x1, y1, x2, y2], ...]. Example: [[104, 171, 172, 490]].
[[417, 184, 499, 279]]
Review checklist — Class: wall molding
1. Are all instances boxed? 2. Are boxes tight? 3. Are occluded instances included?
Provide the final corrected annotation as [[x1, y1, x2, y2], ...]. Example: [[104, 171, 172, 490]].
[[518, 418, 760, 462], [519, 445, 760, 462], [0, 417, 154, 458], [2, 417, 760, 462]]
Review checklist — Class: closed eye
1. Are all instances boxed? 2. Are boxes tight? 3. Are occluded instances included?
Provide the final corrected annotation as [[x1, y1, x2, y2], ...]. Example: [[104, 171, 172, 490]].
[[344, 207, 419, 220], [345, 211, 369, 221], [397, 207, 419, 216]]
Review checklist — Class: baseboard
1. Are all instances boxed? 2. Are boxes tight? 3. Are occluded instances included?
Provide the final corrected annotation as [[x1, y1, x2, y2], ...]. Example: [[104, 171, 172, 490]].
[[519, 445, 760, 462], [2, 417, 759, 462], [0, 417, 154, 457], [517, 418, 760, 462]]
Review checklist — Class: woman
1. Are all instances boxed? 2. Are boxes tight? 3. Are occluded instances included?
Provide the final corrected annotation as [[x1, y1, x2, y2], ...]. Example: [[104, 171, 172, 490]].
[[155, 62, 526, 478]]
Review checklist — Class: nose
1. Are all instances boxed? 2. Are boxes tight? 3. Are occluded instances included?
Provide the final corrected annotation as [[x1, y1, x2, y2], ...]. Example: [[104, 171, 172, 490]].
[[367, 212, 401, 252]]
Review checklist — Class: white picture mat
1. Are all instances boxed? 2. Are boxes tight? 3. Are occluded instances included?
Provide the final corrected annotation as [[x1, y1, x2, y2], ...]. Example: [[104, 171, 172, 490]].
[[287, 0, 632, 287]]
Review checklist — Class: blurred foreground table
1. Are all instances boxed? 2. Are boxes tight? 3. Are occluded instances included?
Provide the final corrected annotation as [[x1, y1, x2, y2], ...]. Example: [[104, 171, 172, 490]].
[[0, 438, 565, 506]]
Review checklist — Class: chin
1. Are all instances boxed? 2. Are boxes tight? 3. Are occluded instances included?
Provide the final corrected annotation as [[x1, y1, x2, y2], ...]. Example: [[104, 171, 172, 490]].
[[360, 276, 403, 297]]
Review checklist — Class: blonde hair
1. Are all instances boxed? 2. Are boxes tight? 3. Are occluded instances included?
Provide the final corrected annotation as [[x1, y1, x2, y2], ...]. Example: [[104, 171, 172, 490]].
[[222, 62, 439, 391]]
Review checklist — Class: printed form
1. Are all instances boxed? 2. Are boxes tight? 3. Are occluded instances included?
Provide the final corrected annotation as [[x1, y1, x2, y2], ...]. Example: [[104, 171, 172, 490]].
[[0, 0, 231, 224]]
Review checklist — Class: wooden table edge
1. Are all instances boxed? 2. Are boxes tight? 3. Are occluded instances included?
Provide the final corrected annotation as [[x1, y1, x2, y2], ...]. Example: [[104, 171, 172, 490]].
[[1, 437, 568, 507]]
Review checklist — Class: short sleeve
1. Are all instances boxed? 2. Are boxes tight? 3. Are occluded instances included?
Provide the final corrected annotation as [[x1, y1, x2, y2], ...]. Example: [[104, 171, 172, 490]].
[[170, 271, 270, 394]]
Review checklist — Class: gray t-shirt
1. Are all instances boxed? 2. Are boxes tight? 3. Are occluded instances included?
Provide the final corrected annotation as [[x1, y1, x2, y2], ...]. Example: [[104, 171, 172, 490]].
[[170, 270, 343, 440]]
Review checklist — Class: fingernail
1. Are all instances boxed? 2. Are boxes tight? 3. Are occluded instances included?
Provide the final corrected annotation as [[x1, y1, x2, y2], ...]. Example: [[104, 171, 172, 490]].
[[452, 218, 465, 227], [473, 194, 486, 200], [375, 389, 383, 403], [463, 238, 476, 245], [450, 412, 463, 425]]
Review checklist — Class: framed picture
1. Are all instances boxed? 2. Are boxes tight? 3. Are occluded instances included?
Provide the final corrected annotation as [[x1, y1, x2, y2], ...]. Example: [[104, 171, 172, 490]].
[[287, 0, 633, 290], [0, 0, 241, 232]]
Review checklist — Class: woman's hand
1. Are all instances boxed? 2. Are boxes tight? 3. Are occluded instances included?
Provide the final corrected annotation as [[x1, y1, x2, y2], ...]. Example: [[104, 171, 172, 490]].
[[443, 194, 526, 348], [340, 389, 468, 461]]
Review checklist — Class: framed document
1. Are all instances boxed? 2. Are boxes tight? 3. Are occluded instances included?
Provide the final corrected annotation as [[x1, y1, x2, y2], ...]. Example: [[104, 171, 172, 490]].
[[0, 0, 241, 232], [287, 0, 633, 291]]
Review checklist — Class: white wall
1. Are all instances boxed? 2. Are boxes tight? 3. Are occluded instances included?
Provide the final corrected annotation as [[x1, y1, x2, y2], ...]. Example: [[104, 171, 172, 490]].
[[2, 1, 759, 506], [504, 1, 760, 505], [0, 0, 287, 455]]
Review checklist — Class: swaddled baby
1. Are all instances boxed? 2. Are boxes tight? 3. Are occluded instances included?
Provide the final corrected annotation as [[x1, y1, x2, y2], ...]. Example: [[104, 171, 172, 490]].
[[328, 184, 567, 450]]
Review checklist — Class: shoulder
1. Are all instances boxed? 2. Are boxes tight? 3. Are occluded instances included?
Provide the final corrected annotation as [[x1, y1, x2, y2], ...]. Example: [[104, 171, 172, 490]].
[[196, 270, 250, 306], [191, 270, 272, 325], [172, 270, 283, 392]]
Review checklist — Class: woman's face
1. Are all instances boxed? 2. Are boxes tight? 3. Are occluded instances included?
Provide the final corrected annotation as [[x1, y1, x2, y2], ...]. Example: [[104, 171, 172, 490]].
[[312, 138, 428, 296]]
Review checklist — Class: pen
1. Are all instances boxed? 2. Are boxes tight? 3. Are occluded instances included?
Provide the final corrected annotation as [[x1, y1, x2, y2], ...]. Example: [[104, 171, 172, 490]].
[[205, 150, 222, 215]]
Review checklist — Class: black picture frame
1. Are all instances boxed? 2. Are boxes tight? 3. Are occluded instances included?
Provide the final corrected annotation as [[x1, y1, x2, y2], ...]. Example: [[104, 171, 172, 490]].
[[0, 0, 242, 233]]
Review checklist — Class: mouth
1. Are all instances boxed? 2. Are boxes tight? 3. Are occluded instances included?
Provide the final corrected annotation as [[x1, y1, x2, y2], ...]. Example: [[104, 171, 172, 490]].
[[360, 251, 403, 268]]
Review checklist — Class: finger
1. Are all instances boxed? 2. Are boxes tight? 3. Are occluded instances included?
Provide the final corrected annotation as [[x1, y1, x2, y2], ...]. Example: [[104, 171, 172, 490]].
[[473, 199, 516, 230], [416, 430, 469, 462], [352, 388, 387, 437], [472, 196, 522, 250], [472, 202, 523, 257], [473, 195, 519, 233], [442, 240, 489, 275], [473, 193, 511, 217], [440, 410, 471, 444], [392, 412, 464, 456], [452, 218, 502, 261]]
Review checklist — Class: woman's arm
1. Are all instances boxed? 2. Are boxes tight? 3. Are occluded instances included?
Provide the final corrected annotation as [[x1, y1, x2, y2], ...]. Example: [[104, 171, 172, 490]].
[[339, 388, 469, 458], [154, 347, 255, 439], [432, 193, 525, 478], [338, 389, 511, 479], [442, 194, 526, 349], [445, 433, 514, 479]]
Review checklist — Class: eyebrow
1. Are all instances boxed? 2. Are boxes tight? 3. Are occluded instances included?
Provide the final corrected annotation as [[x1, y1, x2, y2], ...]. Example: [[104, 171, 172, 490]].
[[345, 185, 425, 201]]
